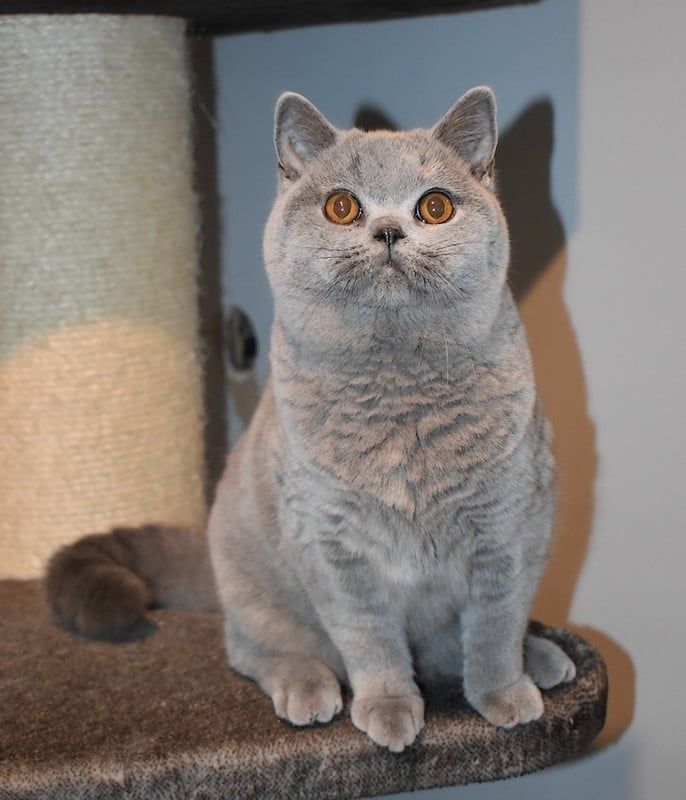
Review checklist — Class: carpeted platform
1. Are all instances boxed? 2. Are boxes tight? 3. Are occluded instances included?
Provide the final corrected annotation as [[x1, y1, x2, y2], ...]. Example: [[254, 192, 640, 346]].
[[0, 581, 607, 800]]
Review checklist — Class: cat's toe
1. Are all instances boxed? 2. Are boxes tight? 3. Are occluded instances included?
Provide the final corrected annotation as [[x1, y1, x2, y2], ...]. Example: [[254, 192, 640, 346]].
[[525, 635, 577, 690], [469, 674, 544, 729], [271, 670, 343, 726], [351, 694, 424, 752]]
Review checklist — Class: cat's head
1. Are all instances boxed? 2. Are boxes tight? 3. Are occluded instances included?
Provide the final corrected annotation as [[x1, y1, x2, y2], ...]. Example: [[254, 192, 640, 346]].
[[264, 88, 509, 343]]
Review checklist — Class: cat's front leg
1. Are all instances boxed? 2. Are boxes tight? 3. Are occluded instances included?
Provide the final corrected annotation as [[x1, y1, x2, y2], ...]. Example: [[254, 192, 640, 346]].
[[461, 533, 544, 728], [312, 540, 424, 752]]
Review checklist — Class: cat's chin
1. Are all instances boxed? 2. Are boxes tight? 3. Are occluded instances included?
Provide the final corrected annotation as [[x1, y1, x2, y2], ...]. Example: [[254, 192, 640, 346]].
[[327, 258, 409, 310], [355, 285, 412, 310]]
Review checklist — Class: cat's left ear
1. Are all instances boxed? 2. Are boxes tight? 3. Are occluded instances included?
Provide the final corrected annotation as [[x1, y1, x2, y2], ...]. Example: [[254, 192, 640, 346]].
[[274, 92, 338, 181], [432, 87, 497, 185]]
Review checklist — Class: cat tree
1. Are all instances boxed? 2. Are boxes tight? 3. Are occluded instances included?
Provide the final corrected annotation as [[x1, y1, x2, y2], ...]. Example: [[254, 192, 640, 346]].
[[0, 3, 607, 798]]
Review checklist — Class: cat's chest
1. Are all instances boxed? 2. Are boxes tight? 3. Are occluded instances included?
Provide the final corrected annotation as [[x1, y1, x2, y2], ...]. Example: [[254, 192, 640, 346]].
[[280, 355, 529, 520]]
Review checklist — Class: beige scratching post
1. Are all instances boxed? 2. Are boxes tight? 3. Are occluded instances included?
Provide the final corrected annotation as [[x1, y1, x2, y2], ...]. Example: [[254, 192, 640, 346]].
[[0, 16, 206, 578]]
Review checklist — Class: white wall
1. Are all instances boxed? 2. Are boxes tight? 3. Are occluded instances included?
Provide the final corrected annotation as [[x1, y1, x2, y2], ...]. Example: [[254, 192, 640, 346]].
[[214, 1, 686, 796]]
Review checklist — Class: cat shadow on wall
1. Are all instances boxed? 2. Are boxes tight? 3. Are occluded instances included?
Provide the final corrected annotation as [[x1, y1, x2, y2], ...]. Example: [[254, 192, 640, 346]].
[[496, 103, 634, 747], [495, 99, 593, 629], [355, 100, 634, 749], [487, 101, 633, 750]]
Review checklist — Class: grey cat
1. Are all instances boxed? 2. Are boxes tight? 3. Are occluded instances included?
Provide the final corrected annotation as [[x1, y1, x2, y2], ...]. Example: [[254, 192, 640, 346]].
[[47, 87, 576, 753]]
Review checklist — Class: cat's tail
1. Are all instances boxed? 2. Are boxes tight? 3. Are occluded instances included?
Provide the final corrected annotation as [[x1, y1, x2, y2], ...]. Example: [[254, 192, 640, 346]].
[[45, 524, 219, 640]]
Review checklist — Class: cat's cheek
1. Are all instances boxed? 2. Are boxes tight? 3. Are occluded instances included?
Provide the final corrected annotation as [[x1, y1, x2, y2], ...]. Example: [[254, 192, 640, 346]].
[[448, 208, 467, 228]]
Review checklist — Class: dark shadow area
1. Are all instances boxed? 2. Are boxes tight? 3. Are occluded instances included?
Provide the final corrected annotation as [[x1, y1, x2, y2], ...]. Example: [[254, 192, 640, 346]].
[[497, 103, 595, 624], [497, 100, 635, 747], [8, 1, 541, 36], [354, 105, 398, 132], [54, 615, 160, 643], [190, 39, 228, 501], [115, 617, 160, 643], [497, 100, 566, 300]]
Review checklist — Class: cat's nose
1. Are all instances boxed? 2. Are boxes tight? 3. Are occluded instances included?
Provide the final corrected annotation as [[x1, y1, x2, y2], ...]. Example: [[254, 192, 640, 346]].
[[373, 226, 406, 248]]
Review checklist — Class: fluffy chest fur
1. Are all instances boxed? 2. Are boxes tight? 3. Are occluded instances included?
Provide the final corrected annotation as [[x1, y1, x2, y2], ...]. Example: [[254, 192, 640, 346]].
[[274, 310, 534, 586], [272, 317, 535, 527]]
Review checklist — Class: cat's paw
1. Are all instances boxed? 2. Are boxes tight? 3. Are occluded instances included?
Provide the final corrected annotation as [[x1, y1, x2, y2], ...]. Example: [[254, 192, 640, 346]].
[[525, 635, 577, 690], [270, 663, 343, 726], [468, 674, 544, 729], [351, 693, 425, 752]]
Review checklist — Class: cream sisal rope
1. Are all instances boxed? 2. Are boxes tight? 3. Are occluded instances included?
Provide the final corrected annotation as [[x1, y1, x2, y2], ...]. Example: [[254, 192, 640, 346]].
[[0, 15, 206, 578]]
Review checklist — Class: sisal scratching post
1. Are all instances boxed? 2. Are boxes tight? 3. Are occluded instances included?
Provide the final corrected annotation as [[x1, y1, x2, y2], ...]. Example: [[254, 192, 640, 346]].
[[0, 16, 206, 578]]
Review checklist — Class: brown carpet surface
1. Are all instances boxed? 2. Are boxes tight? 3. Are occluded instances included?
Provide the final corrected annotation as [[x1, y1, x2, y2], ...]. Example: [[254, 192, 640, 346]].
[[0, 580, 607, 800]]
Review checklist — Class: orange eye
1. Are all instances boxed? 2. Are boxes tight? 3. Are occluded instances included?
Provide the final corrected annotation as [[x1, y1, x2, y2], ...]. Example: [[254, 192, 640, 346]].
[[417, 191, 454, 224], [324, 191, 361, 225]]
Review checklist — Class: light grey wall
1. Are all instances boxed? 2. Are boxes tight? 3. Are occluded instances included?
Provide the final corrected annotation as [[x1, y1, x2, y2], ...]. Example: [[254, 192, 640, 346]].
[[213, 0, 686, 796]]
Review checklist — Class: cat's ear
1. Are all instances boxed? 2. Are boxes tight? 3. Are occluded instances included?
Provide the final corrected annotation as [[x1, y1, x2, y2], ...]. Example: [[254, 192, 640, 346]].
[[274, 92, 338, 181], [432, 87, 497, 184]]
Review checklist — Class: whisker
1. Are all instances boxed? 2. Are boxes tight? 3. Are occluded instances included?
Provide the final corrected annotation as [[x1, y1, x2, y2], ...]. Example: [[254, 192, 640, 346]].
[[293, 243, 361, 254]]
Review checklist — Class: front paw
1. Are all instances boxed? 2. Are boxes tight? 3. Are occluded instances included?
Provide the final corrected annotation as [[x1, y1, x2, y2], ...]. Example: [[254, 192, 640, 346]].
[[269, 662, 343, 726], [351, 693, 425, 752], [468, 674, 544, 729], [525, 634, 577, 689]]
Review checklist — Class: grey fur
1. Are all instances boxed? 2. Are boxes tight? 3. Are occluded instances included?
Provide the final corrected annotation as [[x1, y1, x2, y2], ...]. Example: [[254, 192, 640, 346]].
[[208, 88, 575, 750], [46, 87, 576, 752]]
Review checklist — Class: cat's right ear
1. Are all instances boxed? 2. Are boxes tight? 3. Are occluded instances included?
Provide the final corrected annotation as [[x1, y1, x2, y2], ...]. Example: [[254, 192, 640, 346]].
[[431, 87, 497, 184], [274, 93, 338, 182]]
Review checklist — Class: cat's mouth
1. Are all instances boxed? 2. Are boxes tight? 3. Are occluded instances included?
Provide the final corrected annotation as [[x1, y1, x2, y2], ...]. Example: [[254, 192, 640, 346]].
[[379, 259, 405, 280], [334, 252, 453, 308], [371, 251, 407, 278]]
